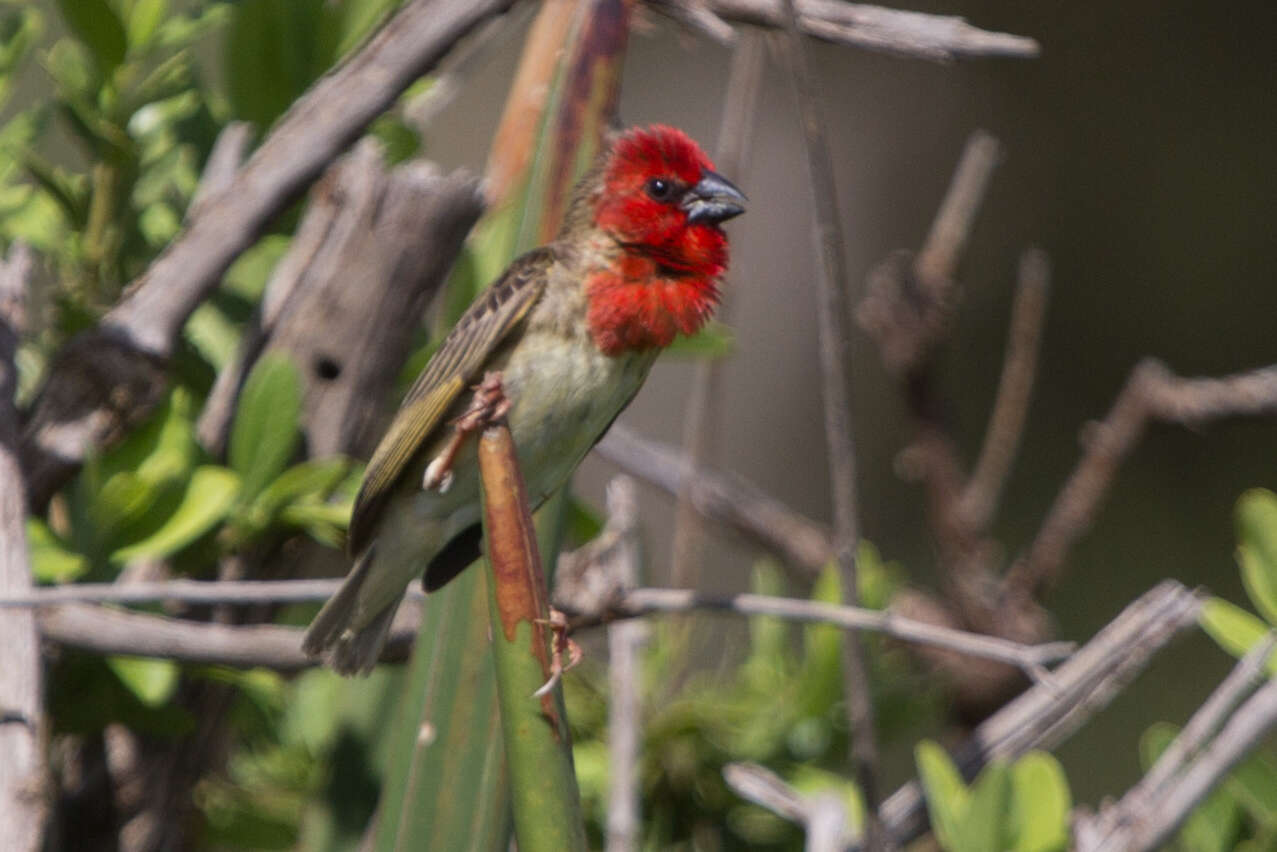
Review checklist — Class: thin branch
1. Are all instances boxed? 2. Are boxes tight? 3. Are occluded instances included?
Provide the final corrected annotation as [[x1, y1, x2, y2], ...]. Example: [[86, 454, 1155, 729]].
[[670, 29, 766, 590], [778, 0, 880, 833], [596, 423, 833, 575], [20, 0, 515, 507], [0, 241, 46, 852], [646, 0, 737, 45], [567, 588, 1074, 682], [1121, 677, 1277, 852], [603, 478, 646, 852], [956, 248, 1050, 529], [38, 603, 416, 671], [915, 130, 1002, 291], [704, 0, 1040, 61], [1010, 359, 1277, 598], [1078, 633, 1277, 851], [879, 580, 1203, 845], [24, 580, 1072, 678], [723, 763, 853, 851]]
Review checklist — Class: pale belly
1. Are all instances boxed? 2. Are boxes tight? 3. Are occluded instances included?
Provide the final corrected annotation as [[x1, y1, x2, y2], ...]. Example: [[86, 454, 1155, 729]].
[[374, 330, 656, 579]]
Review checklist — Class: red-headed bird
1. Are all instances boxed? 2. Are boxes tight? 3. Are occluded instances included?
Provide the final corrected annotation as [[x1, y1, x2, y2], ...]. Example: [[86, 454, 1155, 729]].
[[303, 125, 745, 674]]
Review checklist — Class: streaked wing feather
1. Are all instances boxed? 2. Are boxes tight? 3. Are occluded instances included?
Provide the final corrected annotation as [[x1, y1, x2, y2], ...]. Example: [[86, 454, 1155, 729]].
[[347, 247, 555, 554]]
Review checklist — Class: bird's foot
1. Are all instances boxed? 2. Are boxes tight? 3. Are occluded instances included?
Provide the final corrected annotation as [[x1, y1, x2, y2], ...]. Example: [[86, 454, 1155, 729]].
[[423, 371, 510, 492], [532, 608, 582, 698]]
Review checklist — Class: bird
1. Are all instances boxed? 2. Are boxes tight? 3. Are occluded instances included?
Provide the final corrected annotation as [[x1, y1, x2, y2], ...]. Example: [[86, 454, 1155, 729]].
[[302, 124, 746, 675]]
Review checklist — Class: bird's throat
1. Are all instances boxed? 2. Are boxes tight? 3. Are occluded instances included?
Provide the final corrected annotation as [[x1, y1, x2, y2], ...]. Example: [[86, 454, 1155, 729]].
[[585, 254, 719, 355]]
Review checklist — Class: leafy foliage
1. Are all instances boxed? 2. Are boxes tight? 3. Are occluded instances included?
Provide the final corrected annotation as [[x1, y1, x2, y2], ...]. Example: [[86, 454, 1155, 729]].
[[915, 743, 1071, 852]]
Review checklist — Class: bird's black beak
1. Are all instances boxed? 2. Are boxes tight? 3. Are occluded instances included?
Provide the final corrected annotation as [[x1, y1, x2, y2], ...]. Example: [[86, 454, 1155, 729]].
[[682, 170, 747, 225]]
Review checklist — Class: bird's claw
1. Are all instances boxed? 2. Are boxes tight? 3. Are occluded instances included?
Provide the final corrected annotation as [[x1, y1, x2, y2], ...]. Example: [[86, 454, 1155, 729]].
[[421, 372, 509, 493], [532, 609, 582, 698]]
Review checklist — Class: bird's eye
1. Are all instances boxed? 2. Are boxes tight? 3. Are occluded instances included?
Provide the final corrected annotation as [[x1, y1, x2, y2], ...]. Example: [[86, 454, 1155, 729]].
[[645, 177, 673, 201]]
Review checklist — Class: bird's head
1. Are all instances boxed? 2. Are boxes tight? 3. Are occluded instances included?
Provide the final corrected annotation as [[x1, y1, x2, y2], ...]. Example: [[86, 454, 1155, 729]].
[[584, 125, 745, 355], [593, 124, 746, 276]]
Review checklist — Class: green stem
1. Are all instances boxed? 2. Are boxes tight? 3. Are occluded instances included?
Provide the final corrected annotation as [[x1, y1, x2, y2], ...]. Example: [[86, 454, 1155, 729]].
[[478, 423, 587, 852]]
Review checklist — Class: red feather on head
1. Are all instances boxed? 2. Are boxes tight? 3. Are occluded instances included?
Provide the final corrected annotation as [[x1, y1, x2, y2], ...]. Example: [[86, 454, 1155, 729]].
[[588, 125, 731, 355]]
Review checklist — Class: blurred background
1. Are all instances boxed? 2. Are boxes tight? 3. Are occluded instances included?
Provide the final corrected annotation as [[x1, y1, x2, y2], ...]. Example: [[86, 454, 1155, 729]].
[[6, 0, 1277, 846]]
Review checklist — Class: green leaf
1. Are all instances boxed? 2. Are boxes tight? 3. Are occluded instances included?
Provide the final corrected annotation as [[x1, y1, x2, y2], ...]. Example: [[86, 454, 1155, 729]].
[[250, 457, 351, 523], [1199, 597, 1277, 675], [959, 762, 1011, 852], [93, 470, 161, 549], [125, 0, 167, 49], [224, 0, 325, 130], [111, 466, 240, 563], [56, 0, 127, 75], [224, 234, 289, 302], [1009, 752, 1071, 852], [107, 655, 179, 706], [184, 302, 242, 372], [27, 518, 89, 583], [1180, 787, 1242, 852], [564, 496, 603, 546], [1228, 751, 1277, 827], [916, 740, 969, 852], [1237, 489, 1277, 626], [229, 353, 303, 503]]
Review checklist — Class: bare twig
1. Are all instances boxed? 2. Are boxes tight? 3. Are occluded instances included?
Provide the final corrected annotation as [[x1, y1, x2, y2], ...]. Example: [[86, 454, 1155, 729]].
[[1078, 633, 1277, 851], [185, 122, 253, 219], [596, 424, 833, 575], [20, 0, 516, 507], [704, 0, 1039, 60], [565, 587, 1073, 683], [1119, 678, 1277, 851], [670, 29, 766, 590], [646, 0, 737, 44], [23, 580, 1072, 677], [0, 242, 46, 852], [603, 478, 646, 852], [778, 0, 880, 833], [956, 249, 1049, 529], [37, 603, 416, 670], [880, 580, 1203, 845], [724, 763, 854, 851], [1010, 360, 1277, 598]]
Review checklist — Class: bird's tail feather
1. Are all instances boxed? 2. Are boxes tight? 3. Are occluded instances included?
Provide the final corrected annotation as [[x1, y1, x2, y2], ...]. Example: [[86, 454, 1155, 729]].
[[302, 549, 403, 677]]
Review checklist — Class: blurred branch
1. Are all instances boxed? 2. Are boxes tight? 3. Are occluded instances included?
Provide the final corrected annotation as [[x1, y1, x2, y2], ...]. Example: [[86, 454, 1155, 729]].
[[38, 603, 416, 671], [0, 242, 47, 852], [670, 29, 766, 590], [1009, 359, 1277, 599], [777, 0, 881, 834], [880, 580, 1203, 845], [702, 0, 1040, 61], [1077, 633, 1277, 851], [597, 424, 833, 575], [723, 763, 853, 851], [20, 0, 516, 507], [956, 249, 1049, 530], [602, 478, 646, 852]]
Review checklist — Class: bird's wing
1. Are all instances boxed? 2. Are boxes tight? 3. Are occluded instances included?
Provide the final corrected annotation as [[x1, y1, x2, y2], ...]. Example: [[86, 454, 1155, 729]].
[[347, 247, 555, 555]]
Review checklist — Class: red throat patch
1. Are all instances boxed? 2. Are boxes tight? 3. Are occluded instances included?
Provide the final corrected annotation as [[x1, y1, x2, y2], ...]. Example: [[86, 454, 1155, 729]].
[[586, 254, 721, 355]]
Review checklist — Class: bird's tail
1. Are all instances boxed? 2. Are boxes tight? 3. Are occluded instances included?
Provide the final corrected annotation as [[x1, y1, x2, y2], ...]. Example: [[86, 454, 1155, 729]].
[[302, 549, 403, 677]]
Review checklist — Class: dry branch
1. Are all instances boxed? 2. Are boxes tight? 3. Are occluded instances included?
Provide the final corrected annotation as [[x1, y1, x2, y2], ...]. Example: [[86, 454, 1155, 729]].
[[1010, 359, 1277, 598], [670, 29, 766, 590], [24, 579, 1071, 676], [778, 0, 880, 830], [1077, 633, 1277, 851], [703, 0, 1039, 61], [0, 242, 46, 852], [880, 580, 1203, 845], [20, 0, 515, 507], [596, 423, 833, 574], [724, 763, 854, 850]]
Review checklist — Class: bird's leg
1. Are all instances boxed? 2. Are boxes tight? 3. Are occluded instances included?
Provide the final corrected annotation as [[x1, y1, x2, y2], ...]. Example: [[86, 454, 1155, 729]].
[[423, 371, 512, 492], [532, 608, 583, 697]]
